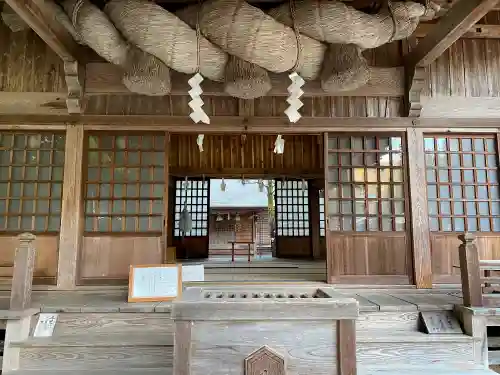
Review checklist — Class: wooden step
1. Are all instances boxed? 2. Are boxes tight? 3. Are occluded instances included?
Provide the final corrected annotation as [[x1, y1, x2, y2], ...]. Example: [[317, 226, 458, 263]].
[[50, 313, 173, 336], [5, 369, 172, 375], [11, 333, 174, 348], [19, 346, 173, 370], [359, 364, 497, 375]]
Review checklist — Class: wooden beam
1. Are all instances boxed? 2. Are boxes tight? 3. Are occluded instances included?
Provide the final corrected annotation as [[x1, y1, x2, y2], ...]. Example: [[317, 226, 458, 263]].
[[407, 128, 432, 288], [2, 114, 500, 132], [415, 23, 500, 39], [85, 63, 404, 97], [405, 0, 500, 68], [57, 125, 84, 289], [0, 92, 69, 115], [4, 0, 80, 62]]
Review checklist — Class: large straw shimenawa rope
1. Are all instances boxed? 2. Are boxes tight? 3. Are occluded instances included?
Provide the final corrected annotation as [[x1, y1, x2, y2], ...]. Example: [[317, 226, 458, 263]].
[[62, 0, 171, 96], [175, 4, 272, 99], [37, 0, 432, 98], [268, 1, 426, 49], [104, 0, 228, 82]]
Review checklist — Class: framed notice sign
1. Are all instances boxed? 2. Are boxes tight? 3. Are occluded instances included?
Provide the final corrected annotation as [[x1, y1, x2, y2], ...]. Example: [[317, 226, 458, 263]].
[[128, 264, 182, 302]]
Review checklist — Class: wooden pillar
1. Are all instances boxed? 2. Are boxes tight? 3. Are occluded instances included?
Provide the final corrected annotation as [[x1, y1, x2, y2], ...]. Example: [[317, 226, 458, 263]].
[[336, 319, 357, 375], [458, 233, 483, 307], [10, 232, 36, 311], [57, 125, 84, 289], [309, 180, 321, 259], [406, 128, 433, 288], [162, 133, 170, 262]]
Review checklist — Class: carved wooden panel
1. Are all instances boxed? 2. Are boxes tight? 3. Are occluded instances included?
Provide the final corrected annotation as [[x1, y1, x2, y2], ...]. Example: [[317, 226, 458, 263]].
[[245, 346, 286, 375]]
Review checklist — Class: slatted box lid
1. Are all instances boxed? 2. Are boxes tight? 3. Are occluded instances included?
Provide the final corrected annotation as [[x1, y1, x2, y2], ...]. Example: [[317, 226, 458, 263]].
[[172, 286, 359, 321]]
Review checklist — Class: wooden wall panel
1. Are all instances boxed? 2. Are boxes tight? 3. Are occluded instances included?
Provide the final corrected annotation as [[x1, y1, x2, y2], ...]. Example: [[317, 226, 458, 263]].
[[327, 234, 410, 284], [431, 234, 500, 283], [0, 234, 58, 283], [169, 134, 324, 177], [276, 237, 311, 259], [79, 236, 162, 282], [0, 25, 66, 92], [425, 38, 500, 98], [85, 95, 403, 117]]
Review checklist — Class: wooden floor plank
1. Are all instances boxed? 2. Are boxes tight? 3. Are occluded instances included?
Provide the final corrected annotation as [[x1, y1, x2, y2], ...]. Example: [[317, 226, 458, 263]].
[[357, 292, 418, 312]]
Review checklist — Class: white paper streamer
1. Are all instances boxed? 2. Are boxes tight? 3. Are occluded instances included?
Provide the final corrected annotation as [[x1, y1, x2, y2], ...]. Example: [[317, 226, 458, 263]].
[[188, 73, 210, 124], [274, 135, 285, 154], [196, 134, 204, 152], [284, 72, 305, 123]]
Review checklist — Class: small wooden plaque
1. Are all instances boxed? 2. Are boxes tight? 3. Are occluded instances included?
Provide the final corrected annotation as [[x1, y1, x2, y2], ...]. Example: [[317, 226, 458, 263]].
[[245, 346, 286, 375], [128, 264, 182, 303], [420, 311, 463, 334]]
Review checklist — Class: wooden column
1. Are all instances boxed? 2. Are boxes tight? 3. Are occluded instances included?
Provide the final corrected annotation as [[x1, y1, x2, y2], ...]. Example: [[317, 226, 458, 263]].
[[458, 233, 483, 307], [407, 128, 433, 288], [162, 133, 170, 262], [57, 125, 84, 289], [10, 233, 36, 311], [309, 180, 321, 259], [336, 319, 357, 375]]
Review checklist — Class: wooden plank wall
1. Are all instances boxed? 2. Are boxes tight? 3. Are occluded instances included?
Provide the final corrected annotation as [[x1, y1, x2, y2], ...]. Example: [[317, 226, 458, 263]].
[[421, 12, 500, 117], [169, 134, 324, 177], [0, 24, 66, 92]]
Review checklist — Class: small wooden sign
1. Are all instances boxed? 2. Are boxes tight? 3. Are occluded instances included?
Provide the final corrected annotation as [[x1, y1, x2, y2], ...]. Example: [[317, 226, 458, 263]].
[[420, 311, 463, 334], [128, 264, 182, 303], [34, 313, 58, 337], [182, 264, 205, 283]]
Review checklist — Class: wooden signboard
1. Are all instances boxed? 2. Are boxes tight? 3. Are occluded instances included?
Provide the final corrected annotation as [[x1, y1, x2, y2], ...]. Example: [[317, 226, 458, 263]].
[[420, 311, 463, 334], [128, 264, 182, 303]]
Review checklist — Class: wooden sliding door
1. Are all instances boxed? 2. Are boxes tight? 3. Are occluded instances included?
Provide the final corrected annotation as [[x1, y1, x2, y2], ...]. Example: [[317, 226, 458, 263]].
[[275, 179, 312, 258], [324, 133, 412, 284], [171, 178, 210, 259]]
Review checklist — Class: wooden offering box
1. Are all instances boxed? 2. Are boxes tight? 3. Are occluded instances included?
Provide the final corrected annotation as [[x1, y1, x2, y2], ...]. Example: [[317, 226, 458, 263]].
[[172, 286, 359, 375]]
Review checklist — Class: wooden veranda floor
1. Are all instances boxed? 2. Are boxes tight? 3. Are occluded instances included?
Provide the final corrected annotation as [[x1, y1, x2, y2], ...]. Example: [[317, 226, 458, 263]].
[[0, 287, 464, 313]]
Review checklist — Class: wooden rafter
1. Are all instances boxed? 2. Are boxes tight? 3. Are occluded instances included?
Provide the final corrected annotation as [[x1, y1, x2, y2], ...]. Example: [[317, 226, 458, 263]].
[[4, 0, 80, 62], [404, 0, 499, 117], [4, 0, 85, 114], [405, 0, 500, 68]]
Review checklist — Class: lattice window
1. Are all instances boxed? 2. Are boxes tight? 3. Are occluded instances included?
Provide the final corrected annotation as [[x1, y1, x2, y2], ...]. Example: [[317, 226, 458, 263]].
[[425, 135, 500, 232], [326, 135, 406, 232], [174, 179, 209, 236], [319, 193, 325, 236], [0, 132, 65, 232], [84, 134, 165, 232], [275, 180, 310, 236]]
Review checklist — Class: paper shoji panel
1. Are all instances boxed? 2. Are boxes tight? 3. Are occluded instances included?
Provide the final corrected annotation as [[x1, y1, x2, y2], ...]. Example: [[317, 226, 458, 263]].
[[275, 180, 310, 236], [174, 179, 209, 237]]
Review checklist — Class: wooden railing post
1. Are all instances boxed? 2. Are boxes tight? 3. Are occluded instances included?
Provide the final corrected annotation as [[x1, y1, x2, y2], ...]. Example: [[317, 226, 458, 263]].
[[337, 319, 357, 375], [10, 232, 36, 311], [458, 233, 483, 307]]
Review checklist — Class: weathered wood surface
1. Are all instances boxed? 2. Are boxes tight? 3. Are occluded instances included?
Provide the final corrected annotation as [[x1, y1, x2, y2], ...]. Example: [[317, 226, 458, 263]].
[[11, 332, 174, 348], [337, 319, 356, 375], [186, 322, 475, 374], [407, 128, 432, 288], [51, 313, 173, 335], [172, 298, 359, 321], [85, 63, 404, 97], [19, 346, 173, 369], [459, 234, 483, 307], [57, 125, 84, 290], [10, 233, 37, 311], [405, 0, 500, 67]]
